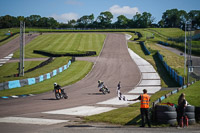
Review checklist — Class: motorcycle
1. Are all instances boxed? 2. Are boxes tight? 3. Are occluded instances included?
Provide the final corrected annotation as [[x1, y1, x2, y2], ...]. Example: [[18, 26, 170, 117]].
[[54, 89, 68, 100], [99, 85, 110, 94]]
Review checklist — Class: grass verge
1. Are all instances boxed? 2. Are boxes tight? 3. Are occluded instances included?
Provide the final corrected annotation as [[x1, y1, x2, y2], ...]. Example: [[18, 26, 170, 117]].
[[161, 80, 200, 107], [0, 57, 69, 82], [13, 33, 105, 58], [0, 60, 93, 97]]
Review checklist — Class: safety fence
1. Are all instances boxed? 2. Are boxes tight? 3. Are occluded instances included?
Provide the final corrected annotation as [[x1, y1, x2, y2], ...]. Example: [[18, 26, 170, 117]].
[[140, 41, 151, 55], [157, 51, 185, 86], [158, 41, 170, 46], [0, 59, 74, 90], [152, 84, 188, 107]]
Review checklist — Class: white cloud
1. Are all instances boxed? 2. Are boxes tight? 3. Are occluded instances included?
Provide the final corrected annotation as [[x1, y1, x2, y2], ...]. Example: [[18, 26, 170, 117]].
[[51, 13, 79, 23], [109, 5, 139, 17]]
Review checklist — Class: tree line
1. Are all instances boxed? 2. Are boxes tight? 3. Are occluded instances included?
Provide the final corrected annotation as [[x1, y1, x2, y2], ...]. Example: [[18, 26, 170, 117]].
[[0, 9, 200, 30]]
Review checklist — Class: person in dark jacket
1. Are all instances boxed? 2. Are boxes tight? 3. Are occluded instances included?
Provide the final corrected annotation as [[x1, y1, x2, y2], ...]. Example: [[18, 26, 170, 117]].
[[177, 93, 187, 127]]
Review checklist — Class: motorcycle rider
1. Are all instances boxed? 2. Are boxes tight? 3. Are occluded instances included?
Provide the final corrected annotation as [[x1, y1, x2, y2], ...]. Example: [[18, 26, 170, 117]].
[[98, 80, 104, 91], [54, 82, 62, 94]]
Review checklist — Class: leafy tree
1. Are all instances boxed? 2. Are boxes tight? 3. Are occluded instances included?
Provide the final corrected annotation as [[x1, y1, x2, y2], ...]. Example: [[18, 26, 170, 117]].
[[0, 15, 18, 28], [76, 14, 94, 28], [188, 10, 200, 29], [160, 9, 188, 28], [115, 15, 129, 28], [130, 12, 154, 28], [25, 15, 41, 27], [96, 11, 113, 28]]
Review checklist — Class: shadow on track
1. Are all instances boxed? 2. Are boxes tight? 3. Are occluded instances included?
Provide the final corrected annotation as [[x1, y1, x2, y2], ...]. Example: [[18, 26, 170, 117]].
[[42, 98, 58, 100], [87, 93, 105, 95]]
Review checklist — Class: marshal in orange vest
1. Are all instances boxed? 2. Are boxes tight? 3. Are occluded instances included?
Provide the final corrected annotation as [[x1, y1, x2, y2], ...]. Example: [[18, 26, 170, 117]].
[[140, 94, 150, 108]]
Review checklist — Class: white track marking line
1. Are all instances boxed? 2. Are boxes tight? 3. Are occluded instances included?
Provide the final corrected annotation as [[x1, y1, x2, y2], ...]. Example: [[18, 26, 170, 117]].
[[43, 106, 116, 116], [0, 117, 69, 125], [97, 95, 139, 105]]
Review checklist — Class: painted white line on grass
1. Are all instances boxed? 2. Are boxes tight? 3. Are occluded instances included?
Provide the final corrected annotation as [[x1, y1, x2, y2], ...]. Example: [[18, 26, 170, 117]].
[[0, 117, 69, 125], [97, 95, 139, 106], [43, 106, 116, 116]]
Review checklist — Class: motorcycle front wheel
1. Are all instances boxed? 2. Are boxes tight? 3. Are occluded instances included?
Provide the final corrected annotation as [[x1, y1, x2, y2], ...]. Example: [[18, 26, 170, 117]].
[[55, 93, 61, 100]]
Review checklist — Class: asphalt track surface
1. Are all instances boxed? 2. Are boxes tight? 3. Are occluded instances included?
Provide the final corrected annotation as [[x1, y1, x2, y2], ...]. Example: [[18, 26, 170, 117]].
[[0, 33, 144, 132], [0, 34, 39, 59]]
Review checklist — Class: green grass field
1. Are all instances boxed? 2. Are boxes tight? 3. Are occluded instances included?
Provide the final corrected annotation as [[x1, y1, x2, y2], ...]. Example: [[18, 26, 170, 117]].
[[13, 33, 106, 58], [0, 57, 70, 82], [0, 60, 93, 97], [161, 81, 200, 107]]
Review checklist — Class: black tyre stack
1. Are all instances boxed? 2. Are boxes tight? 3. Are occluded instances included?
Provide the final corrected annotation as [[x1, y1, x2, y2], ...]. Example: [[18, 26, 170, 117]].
[[185, 106, 196, 125], [155, 105, 177, 125], [195, 107, 200, 123]]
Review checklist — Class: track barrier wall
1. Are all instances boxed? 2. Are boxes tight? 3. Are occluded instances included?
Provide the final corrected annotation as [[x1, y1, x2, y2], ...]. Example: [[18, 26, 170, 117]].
[[157, 51, 184, 86], [140, 41, 151, 55], [158, 41, 170, 46], [0, 59, 73, 90]]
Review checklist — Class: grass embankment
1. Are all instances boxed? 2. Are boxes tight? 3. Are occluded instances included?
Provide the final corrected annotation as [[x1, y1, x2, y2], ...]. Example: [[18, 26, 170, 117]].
[[13, 33, 106, 58], [0, 60, 93, 97], [0, 28, 19, 46], [0, 57, 68, 82], [161, 80, 200, 107]]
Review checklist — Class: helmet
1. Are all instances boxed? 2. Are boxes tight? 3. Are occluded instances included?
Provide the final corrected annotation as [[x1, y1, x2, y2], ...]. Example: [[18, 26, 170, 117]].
[[54, 82, 57, 86], [98, 80, 101, 83]]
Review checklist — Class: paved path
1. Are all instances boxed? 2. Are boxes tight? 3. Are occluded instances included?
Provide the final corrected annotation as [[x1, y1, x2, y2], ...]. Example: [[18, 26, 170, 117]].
[[0, 33, 163, 132]]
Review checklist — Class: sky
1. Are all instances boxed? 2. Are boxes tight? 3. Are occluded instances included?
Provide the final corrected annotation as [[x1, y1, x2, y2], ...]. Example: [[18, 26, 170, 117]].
[[0, 0, 200, 23]]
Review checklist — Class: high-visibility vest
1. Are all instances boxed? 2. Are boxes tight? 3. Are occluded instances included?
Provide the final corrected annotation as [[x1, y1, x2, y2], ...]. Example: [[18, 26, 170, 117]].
[[140, 94, 150, 108]]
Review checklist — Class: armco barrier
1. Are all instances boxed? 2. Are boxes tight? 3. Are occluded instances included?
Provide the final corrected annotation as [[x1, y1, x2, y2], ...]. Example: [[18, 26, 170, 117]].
[[0, 59, 74, 91], [158, 41, 170, 46], [157, 51, 184, 86], [140, 41, 151, 55]]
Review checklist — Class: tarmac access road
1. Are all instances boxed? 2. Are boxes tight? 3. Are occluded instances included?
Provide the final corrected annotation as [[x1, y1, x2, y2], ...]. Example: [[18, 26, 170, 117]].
[[0, 33, 142, 132]]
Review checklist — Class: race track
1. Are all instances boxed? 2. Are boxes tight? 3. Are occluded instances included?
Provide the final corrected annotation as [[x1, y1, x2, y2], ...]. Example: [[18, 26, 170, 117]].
[[0, 33, 141, 118]]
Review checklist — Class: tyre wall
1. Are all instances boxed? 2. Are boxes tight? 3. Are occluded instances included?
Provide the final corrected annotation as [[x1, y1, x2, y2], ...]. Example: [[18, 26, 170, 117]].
[[155, 105, 177, 125], [185, 106, 196, 125], [195, 107, 200, 123]]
